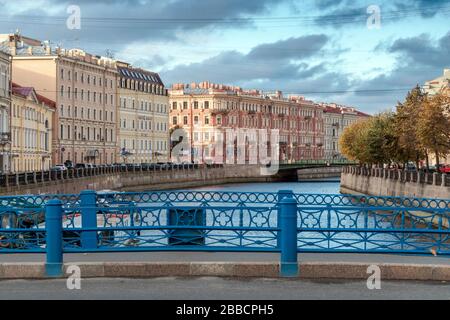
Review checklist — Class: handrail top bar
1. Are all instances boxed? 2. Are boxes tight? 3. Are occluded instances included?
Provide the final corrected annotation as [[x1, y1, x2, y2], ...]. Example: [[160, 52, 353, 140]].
[[0, 190, 448, 203]]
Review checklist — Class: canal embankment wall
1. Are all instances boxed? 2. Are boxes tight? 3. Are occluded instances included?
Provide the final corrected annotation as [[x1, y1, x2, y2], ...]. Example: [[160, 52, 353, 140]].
[[0, 165, 280, 195], [297, 167, 342, 181], [340, 166, 450, 199]]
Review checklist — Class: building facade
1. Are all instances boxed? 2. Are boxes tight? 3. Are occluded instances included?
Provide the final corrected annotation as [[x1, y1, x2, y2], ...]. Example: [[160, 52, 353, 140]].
[[0, 34, 118, 166], [423, 69, 450, 165], [169, 82, 325, 164], [11, 83, 54, 172], [117, 62, 169, 163], [423, 69, 450, 96], [322, 103, 370, 160], [0, 50, 11, 173]]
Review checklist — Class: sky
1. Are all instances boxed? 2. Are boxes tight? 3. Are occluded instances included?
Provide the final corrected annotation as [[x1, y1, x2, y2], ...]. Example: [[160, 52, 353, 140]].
[[0, 0, 449, 114]]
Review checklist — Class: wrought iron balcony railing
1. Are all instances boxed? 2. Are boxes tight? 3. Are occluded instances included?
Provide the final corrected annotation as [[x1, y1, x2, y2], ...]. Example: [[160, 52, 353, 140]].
[[0, 132, 11, 144]]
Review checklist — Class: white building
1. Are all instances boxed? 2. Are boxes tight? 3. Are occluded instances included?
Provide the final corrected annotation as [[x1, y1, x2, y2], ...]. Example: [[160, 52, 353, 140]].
[[423, 69, 450, 96], [322, 103, 370, 160], [0, 50, 11, 173]]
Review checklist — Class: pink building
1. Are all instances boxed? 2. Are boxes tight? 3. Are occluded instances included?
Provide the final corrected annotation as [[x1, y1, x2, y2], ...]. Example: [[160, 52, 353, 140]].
[[169, 82, 324, 163]]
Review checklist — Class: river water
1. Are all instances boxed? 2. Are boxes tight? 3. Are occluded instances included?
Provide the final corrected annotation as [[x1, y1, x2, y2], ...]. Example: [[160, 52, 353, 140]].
[[161, 180, 437, 253], [183, 181, 341, 194]]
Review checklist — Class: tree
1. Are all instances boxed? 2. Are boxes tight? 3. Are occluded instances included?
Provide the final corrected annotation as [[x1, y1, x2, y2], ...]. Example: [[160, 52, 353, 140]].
[[394, 85, 427, 168], [339, 118, 372, 165], [340, 113, 401, 166], [417, 92, 450, 168], [365, 112, 399, 166]]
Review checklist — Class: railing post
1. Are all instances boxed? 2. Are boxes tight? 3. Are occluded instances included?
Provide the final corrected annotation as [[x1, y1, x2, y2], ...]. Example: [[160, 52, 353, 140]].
[[80, 190, 98, 249], [45, 199, 63, 277], [279, 196, 298, 277], [277, 190, 293, 248]]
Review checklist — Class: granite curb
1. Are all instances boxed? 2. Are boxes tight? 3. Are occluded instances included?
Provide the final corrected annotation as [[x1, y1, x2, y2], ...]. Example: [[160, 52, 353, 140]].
[[1, 261, 450, 281]]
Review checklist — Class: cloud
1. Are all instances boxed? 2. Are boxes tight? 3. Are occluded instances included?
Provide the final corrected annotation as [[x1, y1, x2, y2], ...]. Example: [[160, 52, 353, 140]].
[[247, 35, 328, 61], [315, 0, 345, 10], [160, 35, 331, 85], [0, 0, 290, 55], [395, 0, 450, 17], [388, 32, 450, 67], [345, 31, 450, 112], [313, 6, 369, 28]]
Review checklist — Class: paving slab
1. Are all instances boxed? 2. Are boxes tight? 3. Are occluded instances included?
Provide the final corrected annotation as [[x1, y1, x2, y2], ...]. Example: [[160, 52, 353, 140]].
[[0, 251, 448, 265]]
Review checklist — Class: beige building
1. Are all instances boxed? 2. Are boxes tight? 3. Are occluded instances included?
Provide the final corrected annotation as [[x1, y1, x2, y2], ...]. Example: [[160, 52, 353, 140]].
[[0, 50, 11, 173], [322, 103, 370, 160], [423, 69, 450, 96], [11, 83, 54, 172], [117, 62, 169, 163], [423, 69, 450, 165], [0, 33, 118, 166], [169, 82, 325, 163]]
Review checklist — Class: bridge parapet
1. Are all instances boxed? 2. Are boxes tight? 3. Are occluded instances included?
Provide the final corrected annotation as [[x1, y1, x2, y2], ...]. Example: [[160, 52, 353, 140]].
[[1, 190, 449, 277]]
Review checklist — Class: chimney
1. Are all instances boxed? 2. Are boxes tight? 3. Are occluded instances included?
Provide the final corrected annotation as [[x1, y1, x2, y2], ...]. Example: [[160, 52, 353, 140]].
[[444, 69, 450, 78]]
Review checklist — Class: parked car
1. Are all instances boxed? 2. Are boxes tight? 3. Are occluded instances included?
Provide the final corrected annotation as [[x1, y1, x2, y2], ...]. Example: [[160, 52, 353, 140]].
[[437, 164, 450, 173], [157, 162, 170, 170], [126, 163, 141, 170], [50, 164, 67, 171], [64, 160, 74, 169], [75, 163, 88, 169], [113, 163, 127, 170], [140, 163, 151, 170]]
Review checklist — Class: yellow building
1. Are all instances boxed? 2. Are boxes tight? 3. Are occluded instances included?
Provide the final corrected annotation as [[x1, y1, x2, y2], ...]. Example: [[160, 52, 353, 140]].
[[117, 62, 169, 163], [11, 83, 54, 172], [1, 33, 118, 166]]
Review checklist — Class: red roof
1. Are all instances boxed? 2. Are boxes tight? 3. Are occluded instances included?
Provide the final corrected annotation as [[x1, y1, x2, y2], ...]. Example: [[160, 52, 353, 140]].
[[12, 82, 55, 108], [356, 110, 370, 117]]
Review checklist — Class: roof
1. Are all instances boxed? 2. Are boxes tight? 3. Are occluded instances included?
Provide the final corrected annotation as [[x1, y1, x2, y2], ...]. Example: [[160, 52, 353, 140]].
[[117, 66, 164, 86], [323, 105, 370, 117], [356, 110, 371, 117], [12, 82, 56, 108]]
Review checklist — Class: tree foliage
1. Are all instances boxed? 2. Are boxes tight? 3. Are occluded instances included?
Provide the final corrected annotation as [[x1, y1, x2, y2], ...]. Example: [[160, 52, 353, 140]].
[[417, 92, 450, 167], [339, 87, 450, 167]]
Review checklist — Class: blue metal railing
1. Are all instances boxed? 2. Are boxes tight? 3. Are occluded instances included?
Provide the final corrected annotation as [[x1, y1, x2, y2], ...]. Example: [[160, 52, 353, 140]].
[[0, 190, 449, 277]]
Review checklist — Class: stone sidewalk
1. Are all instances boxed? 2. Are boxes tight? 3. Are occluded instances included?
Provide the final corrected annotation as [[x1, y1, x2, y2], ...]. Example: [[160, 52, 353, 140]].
[[0, 252, 449, 281]]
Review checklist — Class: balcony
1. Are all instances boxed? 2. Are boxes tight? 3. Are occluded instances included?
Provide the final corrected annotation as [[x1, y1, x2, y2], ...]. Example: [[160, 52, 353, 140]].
[[211, 108, 229, 115], [0, 132, 11, 145]]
